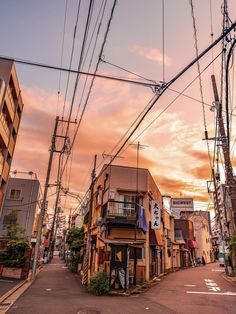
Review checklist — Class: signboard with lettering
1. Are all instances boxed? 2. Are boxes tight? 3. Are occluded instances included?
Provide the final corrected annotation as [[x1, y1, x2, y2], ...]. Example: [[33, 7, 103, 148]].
[[170, 198, 193, 218], [151, 200, 161, 229]]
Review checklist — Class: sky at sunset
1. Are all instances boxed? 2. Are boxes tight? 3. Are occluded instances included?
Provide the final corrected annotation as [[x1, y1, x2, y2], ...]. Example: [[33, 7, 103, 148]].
[[1, 0, 236, 215]]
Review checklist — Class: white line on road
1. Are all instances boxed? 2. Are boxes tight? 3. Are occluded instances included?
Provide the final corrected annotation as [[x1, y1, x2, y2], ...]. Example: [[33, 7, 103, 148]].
[[186, 291, 236, 296], [211, 269, 224, 272], [184, 285, 196, 287]]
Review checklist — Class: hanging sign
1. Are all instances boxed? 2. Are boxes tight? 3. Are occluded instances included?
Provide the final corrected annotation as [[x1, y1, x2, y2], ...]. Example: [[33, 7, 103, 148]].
[[151, 200, 161, 229]]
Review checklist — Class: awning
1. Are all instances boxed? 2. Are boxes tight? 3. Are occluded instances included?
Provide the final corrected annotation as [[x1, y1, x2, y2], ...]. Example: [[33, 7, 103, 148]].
[[98, 236, 145, 246], [149, 228, 163, 246], [188, 240, 198, 248], [175, 239, 185, 244]]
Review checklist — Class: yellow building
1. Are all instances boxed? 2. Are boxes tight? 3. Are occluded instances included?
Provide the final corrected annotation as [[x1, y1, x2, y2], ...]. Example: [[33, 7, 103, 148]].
[[188, 212, 212, 263], [0, 59, 24, 209], [84, 164, 179, 289]]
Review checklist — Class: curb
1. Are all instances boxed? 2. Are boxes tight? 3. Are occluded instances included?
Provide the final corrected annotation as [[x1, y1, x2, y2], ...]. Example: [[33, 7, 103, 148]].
[[0, 280, 27, 304], [0, 266, 43, 313], [221, 273, 236, 288]]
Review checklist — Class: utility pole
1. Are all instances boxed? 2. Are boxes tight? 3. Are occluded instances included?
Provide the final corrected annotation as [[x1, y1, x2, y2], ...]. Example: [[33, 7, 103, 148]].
[[82, 155, 97, 286], [130, 142, 148, 285], [211, 75, 236, 233], [32, 116, 59, 280], [48, 181, 61, 260]]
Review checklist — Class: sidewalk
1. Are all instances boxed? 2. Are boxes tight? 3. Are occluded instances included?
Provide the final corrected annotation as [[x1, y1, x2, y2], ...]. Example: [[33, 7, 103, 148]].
[[6, 256, 89, 314], [222, 272, 236, 287], [0, 279, 23, 300]]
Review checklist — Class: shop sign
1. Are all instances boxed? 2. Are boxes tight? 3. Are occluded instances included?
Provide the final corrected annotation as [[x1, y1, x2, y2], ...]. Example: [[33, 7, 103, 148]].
[[151, 200, 161, 229]]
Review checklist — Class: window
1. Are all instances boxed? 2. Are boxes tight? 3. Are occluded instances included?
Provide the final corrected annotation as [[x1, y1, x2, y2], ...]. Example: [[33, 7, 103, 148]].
[[119, 194, 136, 215], [9, 189, 21, 200], [129, 247, 143, 259]]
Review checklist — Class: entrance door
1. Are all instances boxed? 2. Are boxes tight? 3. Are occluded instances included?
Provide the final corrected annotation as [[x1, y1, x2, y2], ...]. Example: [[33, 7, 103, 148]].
[[110, 245, 128, 290], [150, 246, 157, 278]]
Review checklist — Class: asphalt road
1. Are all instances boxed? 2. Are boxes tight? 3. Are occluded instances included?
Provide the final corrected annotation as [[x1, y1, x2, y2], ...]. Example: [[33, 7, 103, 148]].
[[7, 258, 236, 314]]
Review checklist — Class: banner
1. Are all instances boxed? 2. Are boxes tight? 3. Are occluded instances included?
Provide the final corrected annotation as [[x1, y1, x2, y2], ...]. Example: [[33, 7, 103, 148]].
[[151, 200, 161, 229]]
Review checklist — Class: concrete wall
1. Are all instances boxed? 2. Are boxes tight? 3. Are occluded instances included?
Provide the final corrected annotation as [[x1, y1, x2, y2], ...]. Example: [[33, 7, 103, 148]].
[[0, 177, 40, 240]]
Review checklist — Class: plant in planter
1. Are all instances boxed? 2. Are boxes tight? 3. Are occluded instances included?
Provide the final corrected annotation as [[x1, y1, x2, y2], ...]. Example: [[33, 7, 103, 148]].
[[0, 240, 30, 279], [66, 226, 84, 272], [229, 233, 236, 275]]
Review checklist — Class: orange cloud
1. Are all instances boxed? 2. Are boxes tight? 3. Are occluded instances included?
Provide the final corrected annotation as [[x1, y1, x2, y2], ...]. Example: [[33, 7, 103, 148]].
[[190, 164, 211, 180]]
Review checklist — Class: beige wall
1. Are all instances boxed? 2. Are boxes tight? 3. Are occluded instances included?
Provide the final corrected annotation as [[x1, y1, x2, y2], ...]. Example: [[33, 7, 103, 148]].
[[189, 214, 212, 263]]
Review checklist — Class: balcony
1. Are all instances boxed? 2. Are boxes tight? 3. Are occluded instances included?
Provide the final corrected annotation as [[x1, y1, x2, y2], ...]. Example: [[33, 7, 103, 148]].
[[0, 152, 4, 175], [6, 87, 15, 120], [2, 160, 10, 182], [13, 112, 20, 133], [8, 135, 15, 157], [0, 113, 10, 146], [102, 201, 137, 226]]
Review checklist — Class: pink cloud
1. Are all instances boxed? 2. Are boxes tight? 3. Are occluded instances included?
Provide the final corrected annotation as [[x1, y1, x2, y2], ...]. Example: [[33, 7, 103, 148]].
[[131, 45, 171, 65]]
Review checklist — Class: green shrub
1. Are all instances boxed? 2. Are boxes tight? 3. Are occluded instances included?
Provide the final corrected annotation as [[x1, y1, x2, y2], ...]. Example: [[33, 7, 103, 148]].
[[1, 239, 30, 268], [90, 272, 109, 296]]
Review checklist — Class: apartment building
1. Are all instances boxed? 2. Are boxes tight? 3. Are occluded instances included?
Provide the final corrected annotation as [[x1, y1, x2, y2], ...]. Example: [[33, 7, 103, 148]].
[[0, 171, 41, 241], [0, 59, 24, 209], [84, 164, 179, 289], [188, 212, 212, 263]]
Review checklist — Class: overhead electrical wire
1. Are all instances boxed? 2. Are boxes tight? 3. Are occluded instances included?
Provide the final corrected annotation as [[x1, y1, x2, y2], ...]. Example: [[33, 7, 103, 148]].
[[189, 0, 212, 170], [59, 0, 117, 180], [162, 0, 165, 82], [75, 0, 107, 120], [119, 51, 224, 155], [57, 0, 68, 116], [73, 25, 235, 215], [62, 0, 82, 119]]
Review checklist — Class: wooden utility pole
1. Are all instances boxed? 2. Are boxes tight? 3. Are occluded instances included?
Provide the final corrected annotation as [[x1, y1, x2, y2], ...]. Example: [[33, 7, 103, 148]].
[[32, 116, 59, 280], [82, 154, 97, 286], [211, 75, 236, 232]]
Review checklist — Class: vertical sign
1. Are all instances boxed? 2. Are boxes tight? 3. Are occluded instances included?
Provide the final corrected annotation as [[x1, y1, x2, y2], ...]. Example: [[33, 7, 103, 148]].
[[151, 200, 161, 229]]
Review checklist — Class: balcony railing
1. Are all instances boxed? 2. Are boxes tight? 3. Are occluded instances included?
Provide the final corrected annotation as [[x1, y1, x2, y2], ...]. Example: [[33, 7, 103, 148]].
[[0, 152, 4, 175], [7, 87, 16, 114], [0, 113, 10, 138], [104, 200, 137, 218]]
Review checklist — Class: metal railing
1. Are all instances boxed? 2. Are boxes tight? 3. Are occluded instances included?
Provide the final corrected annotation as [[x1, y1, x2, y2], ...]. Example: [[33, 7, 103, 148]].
[[0, 112, 10, 138], [7, 87, 16, 113], [106, 200, 136, 217]]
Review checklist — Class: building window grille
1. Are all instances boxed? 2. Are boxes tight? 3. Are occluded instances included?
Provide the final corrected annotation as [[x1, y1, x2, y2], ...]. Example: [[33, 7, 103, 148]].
[[9, 189, 21, 200]]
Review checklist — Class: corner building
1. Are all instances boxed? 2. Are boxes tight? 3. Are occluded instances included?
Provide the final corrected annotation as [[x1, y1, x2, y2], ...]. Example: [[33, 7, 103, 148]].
[[84, 164, 178, 289]]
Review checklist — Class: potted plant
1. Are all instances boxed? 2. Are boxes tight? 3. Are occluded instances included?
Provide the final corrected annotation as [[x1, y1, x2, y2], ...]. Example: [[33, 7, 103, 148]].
[[1, 240, 30, 279]]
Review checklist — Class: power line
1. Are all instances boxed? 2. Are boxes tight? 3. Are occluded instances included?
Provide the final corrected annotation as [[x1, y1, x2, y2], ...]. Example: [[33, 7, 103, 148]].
[[73, 24, 236, 215], [59, 0, 118, 180], [189, 0, 212, 170], [0, 55, 158, 89], [57, 0, 68, 116], [121, 50, 223, 151], [62, 0, 82, 119]]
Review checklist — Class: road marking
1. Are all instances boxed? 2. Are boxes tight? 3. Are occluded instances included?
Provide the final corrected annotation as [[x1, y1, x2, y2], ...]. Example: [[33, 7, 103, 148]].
[[186, 291, 236, 296], [211, 269, 224, 272], [0, 279, 14, 283], [46, 288, 52, 291], [184, 284, 196, 287]]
